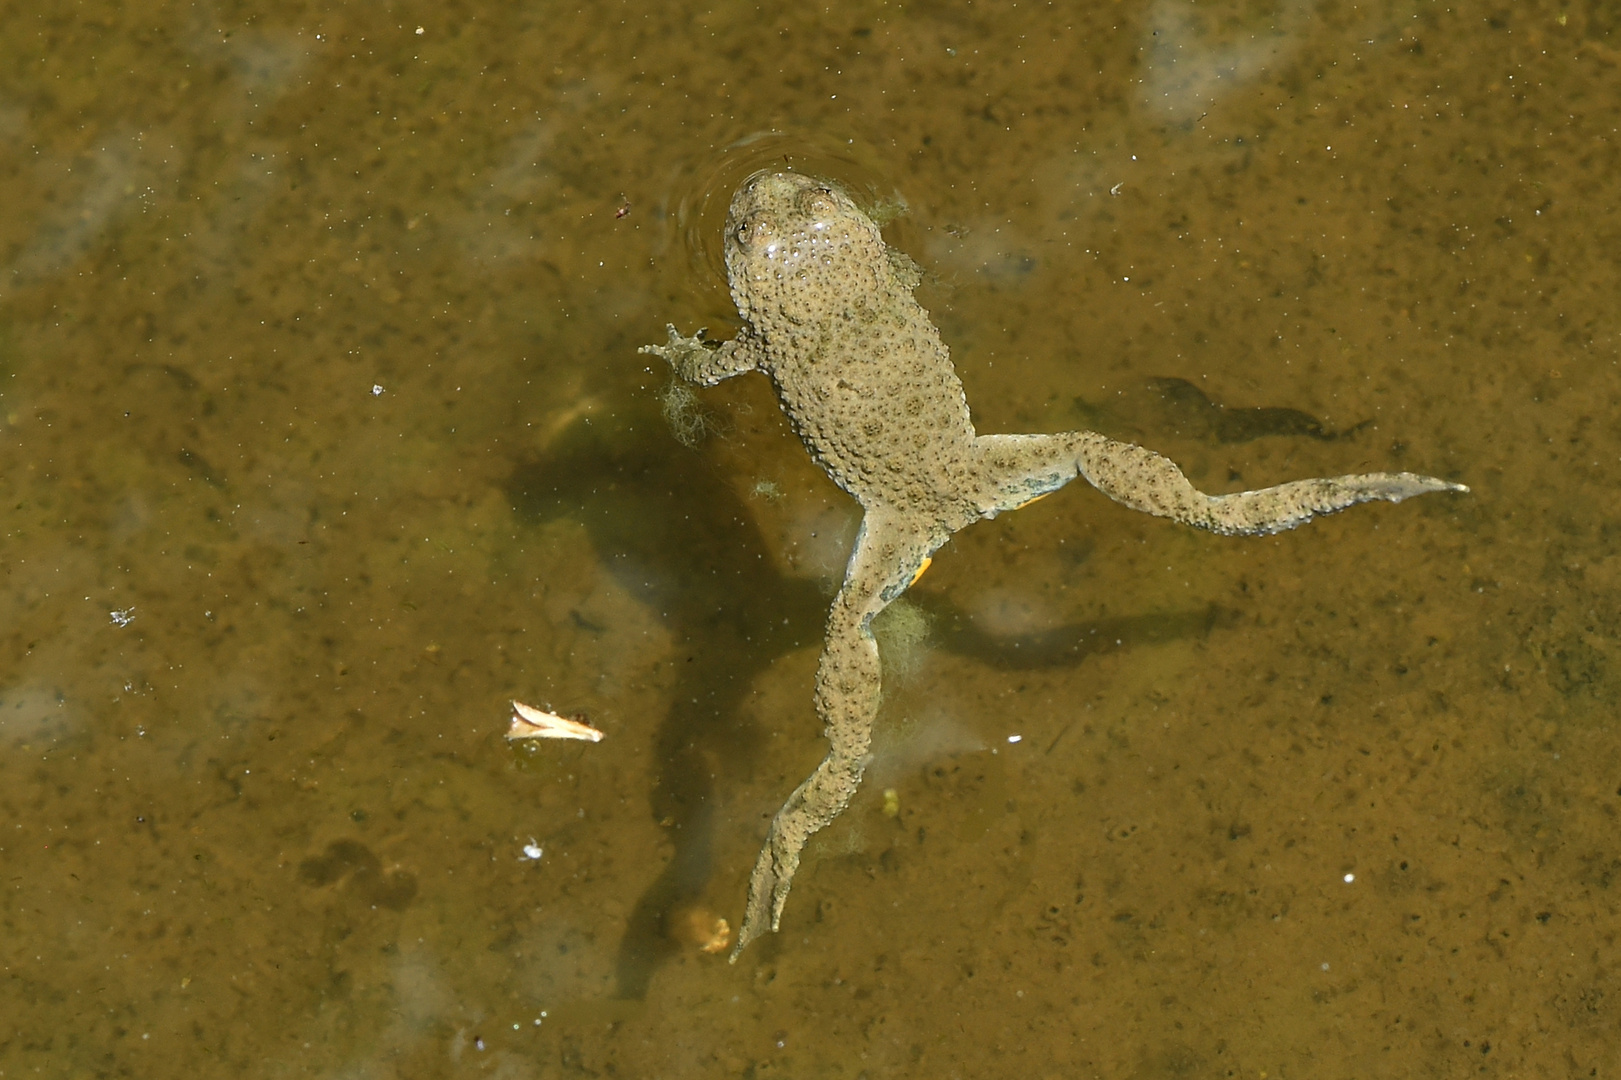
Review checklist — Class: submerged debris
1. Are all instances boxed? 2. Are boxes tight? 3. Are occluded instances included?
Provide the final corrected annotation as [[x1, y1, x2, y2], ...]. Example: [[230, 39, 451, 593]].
[[506, 700, 605, 743], [669, 906, 732, 954]]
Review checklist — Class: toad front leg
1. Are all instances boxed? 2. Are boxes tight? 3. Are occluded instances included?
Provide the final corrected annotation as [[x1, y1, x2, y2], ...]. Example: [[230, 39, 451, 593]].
[[731, 510, 935, 960], [639, 324, 765, 386]]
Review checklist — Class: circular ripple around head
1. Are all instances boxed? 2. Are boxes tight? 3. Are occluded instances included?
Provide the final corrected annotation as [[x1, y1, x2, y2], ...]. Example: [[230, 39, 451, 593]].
[[659, 131, 901, 310]]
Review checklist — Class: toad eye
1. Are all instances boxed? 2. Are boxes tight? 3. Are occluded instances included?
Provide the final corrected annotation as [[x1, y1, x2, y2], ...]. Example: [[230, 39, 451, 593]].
[[802, 190, 837, 217], [734, 217, 762, 248], [733, 216, 782, 257]]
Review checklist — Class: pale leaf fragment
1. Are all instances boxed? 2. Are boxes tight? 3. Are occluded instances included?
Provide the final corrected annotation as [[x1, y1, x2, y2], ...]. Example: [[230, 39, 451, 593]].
[[507, 700, 604, 743]]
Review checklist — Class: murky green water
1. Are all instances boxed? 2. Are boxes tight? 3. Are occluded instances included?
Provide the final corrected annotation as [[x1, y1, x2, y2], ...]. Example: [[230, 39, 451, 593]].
[[2, 0, 1617, 1075]]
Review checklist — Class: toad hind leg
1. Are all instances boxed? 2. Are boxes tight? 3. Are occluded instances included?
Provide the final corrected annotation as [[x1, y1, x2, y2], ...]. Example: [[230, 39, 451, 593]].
[[732, 510, 933, 960], [975, 430, 1467, 536]]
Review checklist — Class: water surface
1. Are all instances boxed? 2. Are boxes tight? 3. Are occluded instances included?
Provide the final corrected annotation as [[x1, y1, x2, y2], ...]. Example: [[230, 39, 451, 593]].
[[2, 1, 1618, 1075]]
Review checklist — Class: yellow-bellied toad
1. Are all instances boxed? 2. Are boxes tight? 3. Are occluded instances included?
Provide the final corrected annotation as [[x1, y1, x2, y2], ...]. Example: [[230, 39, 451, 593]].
[[641, 170, 1467, 958]]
